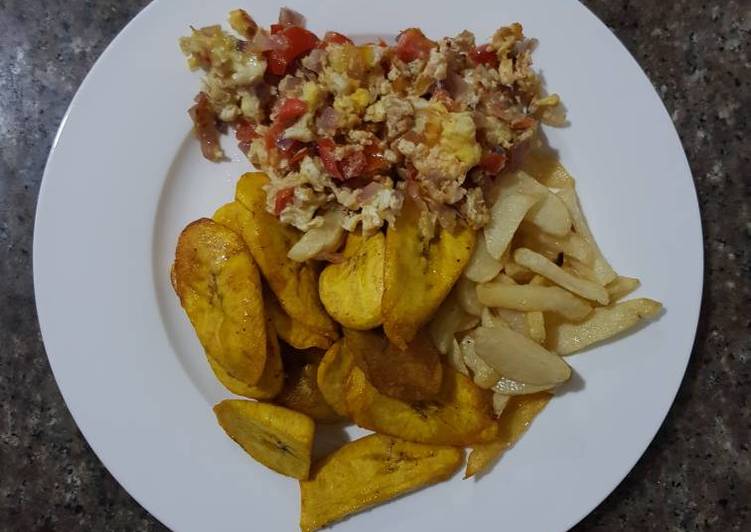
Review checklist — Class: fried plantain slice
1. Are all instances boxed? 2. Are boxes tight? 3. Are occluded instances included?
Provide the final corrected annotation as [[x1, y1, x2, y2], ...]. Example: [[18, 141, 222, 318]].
[[465, 392, 552, 478], [345, 329, 442, 402], [213, 399, 315, 480], [382, 197, 476, 348], [318, 232, 385, 330], [207, 318, 283, 399], [315, 341, 354, 416], [276, 349, 343, 423], [265, 290, 333, 350], [299, 434, 462, 532], [173, 218, 266, 384], [214, 177, 337, 339], [345, 365, 498, 446]]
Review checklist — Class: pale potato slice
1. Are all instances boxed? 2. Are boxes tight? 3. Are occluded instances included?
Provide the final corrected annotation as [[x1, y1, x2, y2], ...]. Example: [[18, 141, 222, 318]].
[[465, 392, 552, 478], [492, 376, 555, 396], [484, 172, 545, 259], [455, 277, 484, 317], [503, 260, 535, 283], [526, 311, 546, 344], [460, 334, 501, 388], [492, 393, 511, 417], [547, 298, 663, 355], [265, 291, 333, 350], [518, 224, 594, 264], [318, 231, 385, 330], [480, 307, 509, 329], [214, 400, 315, 480], [562, 256, 601, 284], [428, 288, 480, 355], [207, 319, 283, 400], [300, 434, 462, 532], [446, 337, 471, 377], [606, 276, 641, 302], [495, 308, 530, 336], [173, 218, 266, 385], [476, 283, 593, 321], [557, 188, 617, 285], [514, 172, 572, 236], [287, 210, 344, 262], [383, 197, 476, 348], [513, 248, 609, 305], [519, 148, 576, 189], [464, 232, 504, 283], [473, 326, 571, 386]]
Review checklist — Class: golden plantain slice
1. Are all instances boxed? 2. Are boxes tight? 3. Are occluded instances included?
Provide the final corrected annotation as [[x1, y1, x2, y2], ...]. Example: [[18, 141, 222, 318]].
[[465, 392, 552, 478], [213, 399, 315, 480], [300, 433, 462, 532], [345, 329, 442, 402], [222, 174, 338, 339], [345, 365, 498, 446], [173, 218, 266, 385], [276, 350, 343, 423], [318, 232, 385, 330], [265, 290, 333, 350], [316, 341, 354, 416], [207, 319, 283, 400], [383, 197, 476, 348]]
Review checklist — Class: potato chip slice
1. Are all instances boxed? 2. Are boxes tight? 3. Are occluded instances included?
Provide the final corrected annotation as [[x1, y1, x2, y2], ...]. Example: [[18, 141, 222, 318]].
[[173, 218, 266, 385], [214, 400, 315, 479], [383, 197, 476, 348], [546, 298, 663, 355], [207, 319, 283, 399], [345, 365, 498, 446], [318, 232, 385, 330], [218, 174, 338, 339], [465, 392, 552, 478], [300, 434, 462, 532]]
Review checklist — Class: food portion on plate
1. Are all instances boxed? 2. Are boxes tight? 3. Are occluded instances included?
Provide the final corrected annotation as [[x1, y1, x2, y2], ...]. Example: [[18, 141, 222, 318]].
[[172, 7, 663, 531]]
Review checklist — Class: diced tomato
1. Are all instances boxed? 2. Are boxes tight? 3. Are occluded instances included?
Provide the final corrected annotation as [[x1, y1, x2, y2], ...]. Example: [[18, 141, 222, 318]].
[[264, 98, 308, 149], [235, 120, 258, 143], [321, 31, 353, 46], [341, 151, 367, 180], [363, 145, 390, 176], [266, 26, 320, 75], [274, 187, 295, 215], [394, 28, 435, 62], [289, 146, 310, 165], [316, 138, 343, 180], [470, 44, 498, 67], [479, 152, 507, 174], [270, 23, 284, 34], [510, 116, 537, 130]]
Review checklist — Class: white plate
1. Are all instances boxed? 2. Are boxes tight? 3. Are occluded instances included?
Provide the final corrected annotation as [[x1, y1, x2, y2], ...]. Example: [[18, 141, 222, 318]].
[[34, 1, 702, 530]]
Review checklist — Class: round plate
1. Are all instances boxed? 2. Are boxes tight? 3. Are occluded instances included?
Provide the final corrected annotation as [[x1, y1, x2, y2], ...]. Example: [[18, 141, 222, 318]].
[[34, 1, 702, 530]]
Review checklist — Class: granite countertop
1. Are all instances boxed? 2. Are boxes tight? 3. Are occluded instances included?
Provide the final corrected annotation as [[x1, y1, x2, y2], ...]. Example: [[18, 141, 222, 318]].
[[1, 0, 749, 530]]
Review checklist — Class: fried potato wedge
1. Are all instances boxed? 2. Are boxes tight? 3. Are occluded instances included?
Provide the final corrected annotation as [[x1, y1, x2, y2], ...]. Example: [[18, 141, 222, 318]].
[[383, 197, 476, 348], [218, 175, 338, 339], [514, 248, 609, 305], [547, 298, 663, 355], [316, 341, 354, 416], [516, 172, 572, 237], [346, 329, 443, 402], [213, 400, 315, 479], [318, 232, 385, 330], [464, 234, 503, 283], [518, 223, 594, 264], [345, 365, 498, 446], [465, 392, 552, 478], [606, 276, 641, 302], [473, 326, 571, 386], [557, 187, 617, 285], [477, 283, 593, 321], [484, 172, 544, 260], [428, 291, 479, 354], [265, 291, 332, 350], [526, 311, 546, 344], [519, 148, 576, 189], [276, 355, 343, 423], [300, 434, 462, 532], [207, 319, 283, 399], [173, 218, 266, 385], [455, 277, 484, 317]]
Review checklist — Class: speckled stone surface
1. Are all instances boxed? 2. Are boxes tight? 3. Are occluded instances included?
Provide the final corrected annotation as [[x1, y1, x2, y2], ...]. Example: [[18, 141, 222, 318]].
[[1, 0, 749, 530]]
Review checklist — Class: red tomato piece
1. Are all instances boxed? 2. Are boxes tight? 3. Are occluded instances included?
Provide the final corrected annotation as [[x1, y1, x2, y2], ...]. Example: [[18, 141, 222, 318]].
[[316, 138, 343, 180], [274, 187, 295, 215], [264, 98, 308, 149], [266, 26, 320, 75], [319, 31, 354, 47], [394, 28, 435, 62], [479, 152, 507, 174], [341, 151, 367, 179], [235, 120, 258, 143], [469, 44, 498, 67]]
